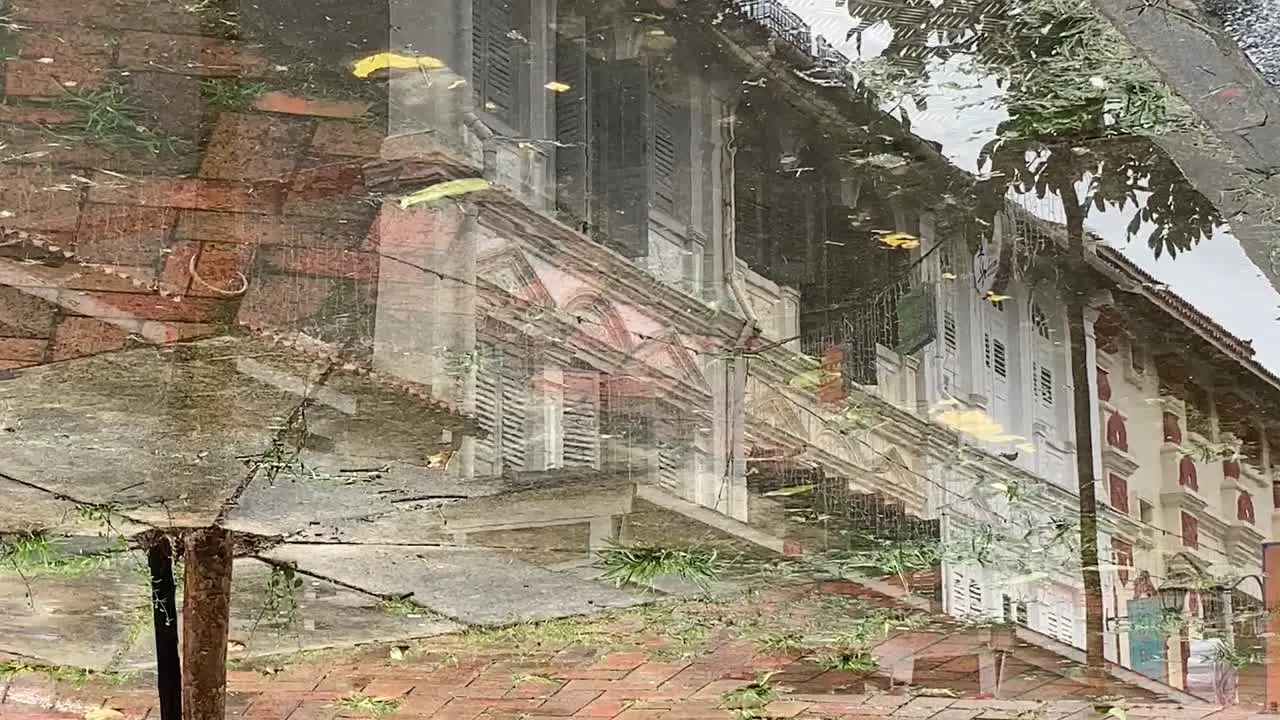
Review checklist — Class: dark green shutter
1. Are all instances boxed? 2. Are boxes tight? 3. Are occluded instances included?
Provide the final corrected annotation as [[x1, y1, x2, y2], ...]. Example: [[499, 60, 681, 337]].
[[894, 284, 937, 355], [472, 0, 525, 129], [589, 58, 651, 258], [650, 94, 689, 224], [554, 38, 591, 225]]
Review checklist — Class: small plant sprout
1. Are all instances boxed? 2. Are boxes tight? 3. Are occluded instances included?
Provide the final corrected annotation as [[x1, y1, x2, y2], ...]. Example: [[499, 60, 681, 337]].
[[200, 78, 265, 110], [721, 670, 778, 712], [379, 595, 427, 616], [595, 542, 721, 591], [817, 650, 881, 673], [335, 694, 400, 718]]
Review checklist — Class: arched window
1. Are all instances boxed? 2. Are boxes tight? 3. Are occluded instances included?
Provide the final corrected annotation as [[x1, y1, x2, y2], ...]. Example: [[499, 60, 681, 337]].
[[1105, 413, 1128, 452], [1162, 412, 1182, 444], [1031, 302, 1052, 340], [1030, 299, 1057, 418], [1178, 456, 1199, 491], [1097, 368, 1111, 402], [1238, 491, 1256, 524]]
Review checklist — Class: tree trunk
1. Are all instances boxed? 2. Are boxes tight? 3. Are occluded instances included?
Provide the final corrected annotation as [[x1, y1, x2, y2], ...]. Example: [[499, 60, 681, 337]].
[[1054, 167, 1107, 679], [182, 528, 234, 720], [148, 540, 182, 720]]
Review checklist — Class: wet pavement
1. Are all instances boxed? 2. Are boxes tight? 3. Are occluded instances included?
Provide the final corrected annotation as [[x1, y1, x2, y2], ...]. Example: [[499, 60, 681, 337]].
[[2, 0, 1280, 716]]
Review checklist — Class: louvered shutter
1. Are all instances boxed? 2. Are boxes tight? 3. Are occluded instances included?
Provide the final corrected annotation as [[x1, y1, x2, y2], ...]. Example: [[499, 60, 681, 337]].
[[476, 357, 500, 464], [982, 304, 1010, 430], [649, 94, 689, 223], [562, 372, 599, 467], [472, 0, 526, 129], [500, 370, 528, 471], [554, 37, 591, 225], [948, 566, 986, 616], [590, 58, 650, 258], [658, 445, 683, 491]]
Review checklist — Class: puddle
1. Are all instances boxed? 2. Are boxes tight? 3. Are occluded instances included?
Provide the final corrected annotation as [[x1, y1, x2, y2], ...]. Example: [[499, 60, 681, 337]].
[[2, 0, 1278, 713]]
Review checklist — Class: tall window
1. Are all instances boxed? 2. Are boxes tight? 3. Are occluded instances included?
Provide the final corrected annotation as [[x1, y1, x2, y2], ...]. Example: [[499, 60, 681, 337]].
[[472, 0, 530, 130]]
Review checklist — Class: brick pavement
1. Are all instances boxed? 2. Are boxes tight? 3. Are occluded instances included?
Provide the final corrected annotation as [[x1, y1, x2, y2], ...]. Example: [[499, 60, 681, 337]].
[[0, 583, 1266, 720]]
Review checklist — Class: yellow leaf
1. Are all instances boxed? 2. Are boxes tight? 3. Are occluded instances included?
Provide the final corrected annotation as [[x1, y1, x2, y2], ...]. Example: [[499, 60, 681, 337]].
[[763, 484, 815, 497], [85, 710, 125, 720], [877, 231, 920, 250], [1106, 708, 1127, 720], [352, 52, 446, 78], [447, 78, 467, 89], [399, 178, 490, 208], [941, 272, 957, 280], [984, 292, 1012, 303], [544, 80, 572, 92]]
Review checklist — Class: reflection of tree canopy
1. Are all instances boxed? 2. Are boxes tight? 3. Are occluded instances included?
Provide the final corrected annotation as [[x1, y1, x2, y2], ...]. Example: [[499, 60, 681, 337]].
[[846, 0, 1224, 258]]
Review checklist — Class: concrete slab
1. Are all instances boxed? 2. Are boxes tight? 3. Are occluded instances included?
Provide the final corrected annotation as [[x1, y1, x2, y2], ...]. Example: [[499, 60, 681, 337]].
[[0, 479, 147, 537], [227, 558, 463, 658], [0, 552, 152, 671], [0, 552, 464, 672], [283, 472, 637, 545], [0, 336, 478, 529], [264, 543, 646, 626]]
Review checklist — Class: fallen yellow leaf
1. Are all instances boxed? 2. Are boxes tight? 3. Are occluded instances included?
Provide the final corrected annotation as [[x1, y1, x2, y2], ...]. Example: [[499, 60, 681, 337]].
[[984, 292, 1012, 303], [399, 178, 491, 208], [941, 272, 957, 280], [876, 231, 920, 250], [84, 710, 125, 720], [544, 80, 572, 92], [447, 78, 467, 89], [352, 52, 446, 78]]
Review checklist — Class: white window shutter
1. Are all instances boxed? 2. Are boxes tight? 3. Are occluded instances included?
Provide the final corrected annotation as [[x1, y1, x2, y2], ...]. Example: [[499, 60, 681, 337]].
[[562, 371, 600, 468]]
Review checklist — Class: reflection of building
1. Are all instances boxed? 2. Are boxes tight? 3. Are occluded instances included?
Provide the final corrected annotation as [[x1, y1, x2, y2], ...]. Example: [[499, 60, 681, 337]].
[[388, 0, 1280, 693], [3, 0, 1278, 704]]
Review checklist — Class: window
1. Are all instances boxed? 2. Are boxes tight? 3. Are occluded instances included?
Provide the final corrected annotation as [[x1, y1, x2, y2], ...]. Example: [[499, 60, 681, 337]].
[[1031, 303, 1051, 339], [1162, 412, 1182, 444], [1238, 491, 1256, 524], [1105, 413, 1128, 452], [984, 334, 1007, 378], [943, 310, 957, 352], [1178, 456, 1199, 491], [650, 94, 687, 218], [1112, 539, 1133, 584], [1139, 499, 1155, 524], [950, 569, 986, 616], [1097, 367, 1111, 402], [1181, 512, 1200, 549], [475, 350, 531, 475], [553, 44, 692, 258], [1003, 594, 1029, 625], [1108, 473, 1129, 514], [1034, 365, 1053, 407], [472, 0, 530, 130], [1130, 343, 1145, 374], [562, 371, 601, 468]]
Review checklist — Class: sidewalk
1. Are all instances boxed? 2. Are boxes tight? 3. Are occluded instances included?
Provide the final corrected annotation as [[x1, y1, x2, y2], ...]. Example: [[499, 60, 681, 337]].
[[0, 583, 1261, 720]]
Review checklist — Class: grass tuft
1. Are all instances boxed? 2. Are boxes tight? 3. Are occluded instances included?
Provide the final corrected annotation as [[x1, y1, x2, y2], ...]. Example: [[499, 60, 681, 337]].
[[0, 532, 118, 577], [201, 78, 264, 110], [335, 694, 400, 718], [0, 660, 131, 688], [595, 542, 721, 591]]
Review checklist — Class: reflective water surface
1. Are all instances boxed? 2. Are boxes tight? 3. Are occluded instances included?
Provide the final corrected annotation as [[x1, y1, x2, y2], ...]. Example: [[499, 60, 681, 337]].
[[3, 0, 1280, 716]]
